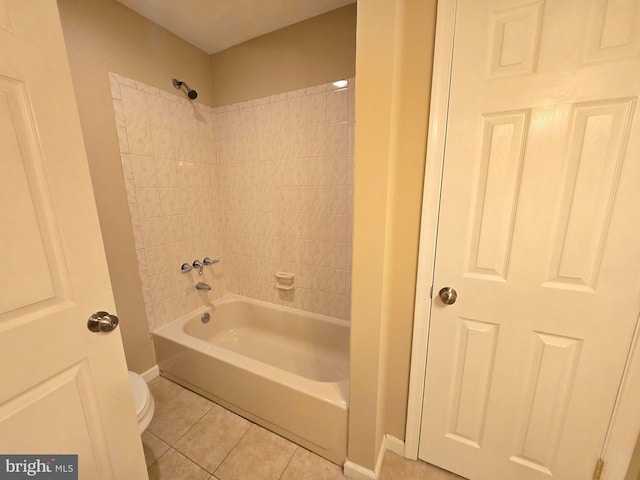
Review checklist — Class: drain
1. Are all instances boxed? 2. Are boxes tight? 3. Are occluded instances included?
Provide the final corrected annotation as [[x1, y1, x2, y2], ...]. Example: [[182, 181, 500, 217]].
[[201, 312, 210, 323]]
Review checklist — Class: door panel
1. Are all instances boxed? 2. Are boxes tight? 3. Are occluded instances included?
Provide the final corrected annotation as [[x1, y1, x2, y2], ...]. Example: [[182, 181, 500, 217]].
[[0, 78, 60, 314], [419, 0, 640, 479], [0, 362, 115, 476], [466, 110, 528, 281], [546, 99, 634, 290], [446, 318, 499, 448], [0, 1, 148, 478]]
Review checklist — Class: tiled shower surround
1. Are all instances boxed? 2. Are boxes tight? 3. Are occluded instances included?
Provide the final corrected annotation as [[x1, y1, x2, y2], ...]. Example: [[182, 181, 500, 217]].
[[110, 73, 354, 330]]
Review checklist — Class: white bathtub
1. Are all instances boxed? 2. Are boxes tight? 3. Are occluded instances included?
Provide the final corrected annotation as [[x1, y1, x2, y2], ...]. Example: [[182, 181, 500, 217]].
[[152, 295, 350, 464]]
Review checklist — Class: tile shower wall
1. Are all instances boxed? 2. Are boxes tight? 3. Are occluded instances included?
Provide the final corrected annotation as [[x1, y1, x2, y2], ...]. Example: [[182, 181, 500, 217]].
[[110, 73, 225, 331], [217, 80, 355, 320], [110, 74, 354, 328]]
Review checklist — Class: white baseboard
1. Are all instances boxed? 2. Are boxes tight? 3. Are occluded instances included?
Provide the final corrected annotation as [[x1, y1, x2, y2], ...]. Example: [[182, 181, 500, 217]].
[[384, 434, 405, 457], [343, 459, 377, 480], [344, 433, 402, 479], [140, 365, 159, 382]]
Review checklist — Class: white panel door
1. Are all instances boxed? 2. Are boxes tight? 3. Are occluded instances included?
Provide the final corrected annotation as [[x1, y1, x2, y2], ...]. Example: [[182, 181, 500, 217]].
[[0, 1, 148, 478], [419, 0, 640, 479]]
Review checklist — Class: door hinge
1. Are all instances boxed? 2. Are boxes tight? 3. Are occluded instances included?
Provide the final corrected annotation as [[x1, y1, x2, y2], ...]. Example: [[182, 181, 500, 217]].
[[593, 458, 604, 480], [429, 285, 433, 299]]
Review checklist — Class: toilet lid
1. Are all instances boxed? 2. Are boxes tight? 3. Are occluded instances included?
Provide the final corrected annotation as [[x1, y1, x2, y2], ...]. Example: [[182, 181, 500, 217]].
[[128, 372, 150, 418]]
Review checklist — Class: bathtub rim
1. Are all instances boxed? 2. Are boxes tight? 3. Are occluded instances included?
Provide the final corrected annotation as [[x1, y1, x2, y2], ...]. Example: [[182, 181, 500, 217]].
[[152, 294, 350, 409], [204, 293, 351, 328]]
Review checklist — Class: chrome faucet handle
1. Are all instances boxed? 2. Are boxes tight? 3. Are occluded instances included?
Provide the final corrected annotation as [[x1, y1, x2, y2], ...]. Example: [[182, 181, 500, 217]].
[[181, 263, 193, 273], [203, 257, 220, 265], [192, 260, 204, 275]]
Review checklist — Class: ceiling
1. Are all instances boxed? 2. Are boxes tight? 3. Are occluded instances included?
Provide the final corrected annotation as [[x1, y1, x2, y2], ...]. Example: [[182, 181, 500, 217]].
[[116, 0, 356, 55]]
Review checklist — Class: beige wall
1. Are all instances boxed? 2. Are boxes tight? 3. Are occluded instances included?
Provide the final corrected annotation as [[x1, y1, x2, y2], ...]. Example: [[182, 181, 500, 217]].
[[384, 0, 437, 441], [210, 4, 356, 106], [349, 0, 398, 467], [57, 0, 215, 373], [626, 431, 640, 480], [349, 0, 437, 469]]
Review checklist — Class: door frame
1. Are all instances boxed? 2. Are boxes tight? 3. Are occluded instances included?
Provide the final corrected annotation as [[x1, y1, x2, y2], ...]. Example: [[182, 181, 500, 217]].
[[403, 1, 640, 478]]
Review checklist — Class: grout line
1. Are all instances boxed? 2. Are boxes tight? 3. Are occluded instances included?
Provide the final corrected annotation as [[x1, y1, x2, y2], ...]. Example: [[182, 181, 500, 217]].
[[142, 431, 169, 469], [149, 384, 219, 476], [169, 412, 215, 473], [173, 447, 211, 478], [277, 446, 299, 480], [212, 421, 254, 476], [170, 400, 249, 476], [159, 447, 210, 478], [146, 445, 172, 474], [169, 399, 215, 448], [149, 376, 184, 410]]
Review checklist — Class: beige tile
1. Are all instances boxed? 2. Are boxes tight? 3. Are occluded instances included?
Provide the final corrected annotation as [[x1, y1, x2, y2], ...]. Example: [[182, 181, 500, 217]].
[[174, 405, 251, 473], [215, 425, 296, 480], [129, 155, 158, 187], [326, 154, 347, 185], [149, 272, 174, 305], [280, 448, 345, 480], [148, 448, 209, 480], [326, 89, 348, 125], [307, 93, 327, 127], [124, 178, 137, 205], [127, 123, 154, 156], [307, 125, 327, 157], [379, 451, 467, 480], [151, 126, 175, 158], [153, 300, 178, 330], [148, 376, 183, 409], [121, 85, 150, 125], [173, 131, 194, 161], [270, 100, 289, 132], [147, 387, 213, 445], [109, 72, 122, 100], [327, 185, 347, 216], [141, 431, 170, 467], [306, 84, 326, 95], [117, 125, 129, 153], [155, 157, 179, 188], [135, 188, 162, 218], [287, 96, 307, 130], [326, 123, 348, 156]]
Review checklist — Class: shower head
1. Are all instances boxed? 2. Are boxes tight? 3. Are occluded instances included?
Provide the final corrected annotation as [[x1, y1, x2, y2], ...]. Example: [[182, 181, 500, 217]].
[[172, 78, 198, 100]]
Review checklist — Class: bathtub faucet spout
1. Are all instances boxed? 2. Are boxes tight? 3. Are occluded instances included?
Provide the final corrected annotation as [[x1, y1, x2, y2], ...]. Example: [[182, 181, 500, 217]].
[[196, 282, 211, 291]]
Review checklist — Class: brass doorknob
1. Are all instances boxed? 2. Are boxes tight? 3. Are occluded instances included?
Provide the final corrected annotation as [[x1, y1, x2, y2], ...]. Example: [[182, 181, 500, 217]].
[[438, 287, 457, 305]]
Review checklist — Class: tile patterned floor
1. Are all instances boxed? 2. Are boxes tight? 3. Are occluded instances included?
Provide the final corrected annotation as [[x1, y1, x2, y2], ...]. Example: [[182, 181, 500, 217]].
[[143, 376, 465, 480], [379, 452, 466, 480]]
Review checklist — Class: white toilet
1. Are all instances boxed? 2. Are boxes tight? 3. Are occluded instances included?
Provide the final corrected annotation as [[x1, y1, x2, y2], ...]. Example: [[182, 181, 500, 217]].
[[128, 371, 155, 433]]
